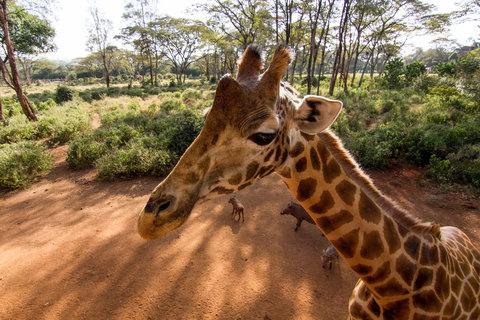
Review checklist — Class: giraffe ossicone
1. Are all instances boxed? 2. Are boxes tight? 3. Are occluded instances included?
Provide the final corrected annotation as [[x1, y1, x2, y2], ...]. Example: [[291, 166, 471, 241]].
[[138, 45, 480, 319]]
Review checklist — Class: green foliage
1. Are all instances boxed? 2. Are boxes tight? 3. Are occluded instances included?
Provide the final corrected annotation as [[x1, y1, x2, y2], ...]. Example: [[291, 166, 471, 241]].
[[55, 85, 75, 104], [330, 74, 480, 189], [433, 62, 456, 76], [0, 141, 53, 190], [6, 4, 56, 55], [405, 61, 426, 82], [384, 58, 405, 88], [455, 53, 480, 101], [160, 97, 185, 113], [0, 104, 91, 144], [182, 88, 202, 102], [67, 107, 204, 180], [301, 76, 319, 87]]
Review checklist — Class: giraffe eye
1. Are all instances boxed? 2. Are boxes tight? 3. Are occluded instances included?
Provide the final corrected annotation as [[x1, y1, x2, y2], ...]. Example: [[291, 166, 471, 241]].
[[248, 132, 277, 146]]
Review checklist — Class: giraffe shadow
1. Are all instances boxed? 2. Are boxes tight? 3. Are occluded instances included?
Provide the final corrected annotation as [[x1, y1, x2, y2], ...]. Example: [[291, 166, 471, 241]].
[[221, 209, 243, 234]]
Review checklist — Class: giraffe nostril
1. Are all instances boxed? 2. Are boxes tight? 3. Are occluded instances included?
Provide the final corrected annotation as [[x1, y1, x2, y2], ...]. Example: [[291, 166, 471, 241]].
[[145, 198, 155, 213]]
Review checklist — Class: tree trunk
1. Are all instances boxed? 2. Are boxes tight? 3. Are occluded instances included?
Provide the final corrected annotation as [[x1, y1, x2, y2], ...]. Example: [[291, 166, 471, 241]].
[[0, 95, 4, 122], [329, 0, 351, 96], [0, 1, 37, 121]]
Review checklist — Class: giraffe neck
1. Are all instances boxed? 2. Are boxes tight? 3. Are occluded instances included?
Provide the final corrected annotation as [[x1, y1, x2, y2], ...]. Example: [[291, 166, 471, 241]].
[[277, 129, 439, 303]]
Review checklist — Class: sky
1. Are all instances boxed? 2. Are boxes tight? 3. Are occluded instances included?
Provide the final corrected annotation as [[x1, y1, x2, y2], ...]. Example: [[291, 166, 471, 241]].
[[40, 0, 479, 62]]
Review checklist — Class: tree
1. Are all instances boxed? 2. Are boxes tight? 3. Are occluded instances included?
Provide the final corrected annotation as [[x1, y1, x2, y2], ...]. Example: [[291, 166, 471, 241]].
[[152, 17, 205, 85], [0, 1, 54, 121], [120, 0, 159, 86], [87, 6, 115, 87], [202, 0, 273, 49], [329, 0, 351, 95]]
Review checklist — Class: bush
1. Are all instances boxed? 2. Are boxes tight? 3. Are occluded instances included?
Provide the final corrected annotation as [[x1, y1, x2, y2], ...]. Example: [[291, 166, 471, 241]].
[[427, 145, 480, 189], [55, 85, 75, 104], [0, 141, 53, 190], [96, 136, 173, 180], [160, 97, 185, 113], [0, 104, 91, 145], [67, 107, 204, 179], [384, 58, 405, 88], [433, 62, 456, 76], [182, 88, 202, 102], [405, 61, 426, 82]]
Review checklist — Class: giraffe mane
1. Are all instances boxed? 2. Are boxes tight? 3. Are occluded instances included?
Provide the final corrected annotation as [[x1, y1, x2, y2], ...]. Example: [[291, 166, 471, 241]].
[[319, 130, 442, 239]]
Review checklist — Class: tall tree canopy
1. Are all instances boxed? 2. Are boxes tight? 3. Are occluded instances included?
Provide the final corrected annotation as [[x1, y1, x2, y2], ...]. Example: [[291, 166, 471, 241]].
[[0, 0, 55, 121]]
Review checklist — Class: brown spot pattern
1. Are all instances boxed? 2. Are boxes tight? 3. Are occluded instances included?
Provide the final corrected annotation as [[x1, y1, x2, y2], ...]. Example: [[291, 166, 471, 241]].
[[309, 191, 335, 214], [211, 134, 219, 145], [274, 145, 282, 161], [263, 149, 274, 162], [309, 147, 321, 171], [420, 243, 439, 265], [374, 278, 409, 297], [365, 261, 390, 284], [296, 178, 317, 201], [238, 182, 252, 190], [368, 299, 381, 317], [358, 192, 382, 224], [404, 235, 421, 260], [245, 161, 259, 181], [352, 264, 373, 276], [413, 267, 434, 290], [258, 165, 275, 178], [211, 186, 233, 194], [413, 290, 442, 313], [350, 302, 374, 320], [289, 141, 304, 158], [383, 298, 410, 320], [396, 254, 416, 285], [295, 157, 308, 172], [331, 228, 360, 259], [316, 209, 353, 234], [301, 132, 315, 141], [228, 173, 242, 185], [360, 231, 384, 260], [434, 266, 449, 300], [383, 217, 401, 254], [335, 180, 356, 206], [324, 159, 341, 183]]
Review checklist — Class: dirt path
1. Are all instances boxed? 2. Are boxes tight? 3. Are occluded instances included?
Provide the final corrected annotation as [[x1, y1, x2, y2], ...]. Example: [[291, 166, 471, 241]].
[[1, 147, 479, 320]]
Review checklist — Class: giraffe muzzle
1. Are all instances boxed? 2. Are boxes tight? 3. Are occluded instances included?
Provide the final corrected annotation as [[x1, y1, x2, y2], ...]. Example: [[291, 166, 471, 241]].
[[138, 192, 197, 240]]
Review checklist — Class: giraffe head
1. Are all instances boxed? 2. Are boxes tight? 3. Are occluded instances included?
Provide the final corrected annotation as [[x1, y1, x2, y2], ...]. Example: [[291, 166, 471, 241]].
[[138, 45, 342, 240]]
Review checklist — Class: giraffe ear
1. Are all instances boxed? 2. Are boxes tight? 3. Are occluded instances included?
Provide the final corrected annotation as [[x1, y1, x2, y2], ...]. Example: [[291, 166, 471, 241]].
[[294, 95, 342, 134]]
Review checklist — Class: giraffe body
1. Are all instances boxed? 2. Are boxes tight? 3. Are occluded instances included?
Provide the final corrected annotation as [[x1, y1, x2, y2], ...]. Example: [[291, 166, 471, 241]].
[[138, 46, 480, 319]]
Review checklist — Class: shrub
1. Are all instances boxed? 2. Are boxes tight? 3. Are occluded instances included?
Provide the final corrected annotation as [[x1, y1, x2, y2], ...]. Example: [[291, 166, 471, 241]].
[[37, 98, 57, 111], [384, 58, 405, 88], [182, 88, 202, 102], [67, 107, 204, 179], [96, 136, 172, 180], [0, 115, 38, 143], [427, 145, 480, 188], [433, 62, 456, 76], [55, 85, 75, 104], [160, 97, 185, 113], [67, 136, 108, 170], [405, 61, 426, 82], [0, 141, 53, 190]]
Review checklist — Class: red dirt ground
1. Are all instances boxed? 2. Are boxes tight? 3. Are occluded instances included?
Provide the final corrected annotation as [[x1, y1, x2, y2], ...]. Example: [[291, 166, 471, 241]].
[[1, 146, 479, 320]]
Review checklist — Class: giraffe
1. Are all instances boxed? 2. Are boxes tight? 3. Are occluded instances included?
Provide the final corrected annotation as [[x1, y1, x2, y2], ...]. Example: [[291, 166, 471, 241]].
[[137, 45, 480, 319]]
